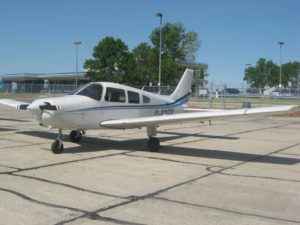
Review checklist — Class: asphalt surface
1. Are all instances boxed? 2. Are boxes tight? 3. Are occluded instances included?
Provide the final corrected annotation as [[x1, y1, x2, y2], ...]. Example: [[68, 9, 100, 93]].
[[0, 104, 299, 225]]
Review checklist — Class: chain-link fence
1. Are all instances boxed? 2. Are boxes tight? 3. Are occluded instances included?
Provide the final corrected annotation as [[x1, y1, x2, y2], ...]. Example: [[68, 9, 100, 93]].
[[0, 83, 178, 96], [1, 83, 300, 96]]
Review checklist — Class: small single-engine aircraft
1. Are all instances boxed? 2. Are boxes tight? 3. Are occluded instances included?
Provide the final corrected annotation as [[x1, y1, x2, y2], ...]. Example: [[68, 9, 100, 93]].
[[0, 69, 296, 154]]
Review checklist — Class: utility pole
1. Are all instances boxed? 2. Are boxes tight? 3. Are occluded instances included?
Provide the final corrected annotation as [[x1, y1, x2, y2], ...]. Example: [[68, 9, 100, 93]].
[[74, 41, 82, 88], [155, 12, 163, 93], [278, 41, 284, 90]]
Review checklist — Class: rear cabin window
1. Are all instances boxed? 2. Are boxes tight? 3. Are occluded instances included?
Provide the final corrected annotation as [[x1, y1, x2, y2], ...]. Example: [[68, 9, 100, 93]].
[[105, 88, 126, 103], [75, 83, 102, 101], [128, 91, 140, 104], [143, 95, 150, 103]]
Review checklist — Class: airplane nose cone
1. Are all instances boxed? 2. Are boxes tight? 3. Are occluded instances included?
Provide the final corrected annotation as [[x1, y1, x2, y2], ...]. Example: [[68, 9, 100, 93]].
[[27, 101, 57, 126], [27, 103, 36, 110], [27, 101, 41, 112]]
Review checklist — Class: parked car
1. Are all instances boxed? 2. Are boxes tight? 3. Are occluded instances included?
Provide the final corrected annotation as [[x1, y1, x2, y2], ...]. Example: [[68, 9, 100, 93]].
[[270, 88, 291, 97], [246, 88, 260, 94], [245, 88, 261, 96]]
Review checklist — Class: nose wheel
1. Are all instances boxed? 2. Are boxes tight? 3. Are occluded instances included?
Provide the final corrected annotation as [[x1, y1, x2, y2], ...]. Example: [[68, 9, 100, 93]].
[[51, 129, 64, 154]]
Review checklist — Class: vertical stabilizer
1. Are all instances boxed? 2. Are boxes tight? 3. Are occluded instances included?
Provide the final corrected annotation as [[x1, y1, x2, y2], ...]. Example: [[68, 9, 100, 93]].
[[170, 69, 194, 100]]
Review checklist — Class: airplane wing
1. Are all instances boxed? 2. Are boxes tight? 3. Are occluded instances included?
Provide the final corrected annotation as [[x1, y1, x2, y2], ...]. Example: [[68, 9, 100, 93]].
[[0, 99, 30, 110], [100, 105, 297, 129]]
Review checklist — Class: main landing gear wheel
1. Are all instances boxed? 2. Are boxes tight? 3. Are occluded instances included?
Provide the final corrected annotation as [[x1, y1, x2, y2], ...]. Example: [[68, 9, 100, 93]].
[[51, 129, 64, 154], [51, 140, 64, 154], [147, 137, 160, 152], [69, 130, 82, 143]]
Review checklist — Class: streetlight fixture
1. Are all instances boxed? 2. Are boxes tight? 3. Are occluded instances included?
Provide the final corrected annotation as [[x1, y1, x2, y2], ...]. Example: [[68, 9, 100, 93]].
[[74, 41, 82, 88], [278, 41, 284, 89], [155, 12, 163, 92]]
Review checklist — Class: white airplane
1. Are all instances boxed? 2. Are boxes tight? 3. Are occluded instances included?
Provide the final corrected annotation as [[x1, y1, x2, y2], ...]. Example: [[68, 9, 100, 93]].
[[0, 69, 296, 154]]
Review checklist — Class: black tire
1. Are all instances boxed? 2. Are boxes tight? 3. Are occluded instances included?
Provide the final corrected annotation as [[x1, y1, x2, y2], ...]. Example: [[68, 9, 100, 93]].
[[51, 140, 64, 154], [147, 138, 160, 152], [69, 130, 82, 143]]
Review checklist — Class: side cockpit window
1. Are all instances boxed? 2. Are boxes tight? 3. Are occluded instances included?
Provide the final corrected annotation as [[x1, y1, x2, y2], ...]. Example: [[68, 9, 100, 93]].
[[143, 95, 150, 103], [128, 91, 140, 104], [105, 88, 126, 103], [75, 83, 102, 101]]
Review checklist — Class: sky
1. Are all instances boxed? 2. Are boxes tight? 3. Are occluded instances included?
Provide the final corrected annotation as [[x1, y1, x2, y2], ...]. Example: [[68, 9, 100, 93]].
[[0, 0, 299, 86]]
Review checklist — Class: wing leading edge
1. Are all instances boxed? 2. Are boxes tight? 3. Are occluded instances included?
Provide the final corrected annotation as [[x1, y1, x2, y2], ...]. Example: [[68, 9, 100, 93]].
[[100, 105, 297, 129], [0, 99, 30, 110]]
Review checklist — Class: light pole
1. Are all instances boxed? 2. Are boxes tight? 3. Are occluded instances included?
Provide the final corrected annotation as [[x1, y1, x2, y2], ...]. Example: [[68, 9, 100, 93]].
[[278, 41, 284, 89], [245, 64, 251, 90], [74, 41, 82, 88], [155, 12, 163, 92]]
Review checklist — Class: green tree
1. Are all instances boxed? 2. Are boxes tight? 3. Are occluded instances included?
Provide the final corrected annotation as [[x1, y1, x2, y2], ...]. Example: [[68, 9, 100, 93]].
[[132, 42, 157, 84], [244, 58, 279, 93], [150, 22, 185, 60], [149, 22, 201, 84], [282, 61, 300, 87], [84, 22, 202, 86], [244, 59, 300, 90], [84, 37, 136, 82], [181, 31, 201, 63]]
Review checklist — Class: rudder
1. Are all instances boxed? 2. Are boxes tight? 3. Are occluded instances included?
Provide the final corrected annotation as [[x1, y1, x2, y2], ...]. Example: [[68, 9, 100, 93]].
[[170, 69, 194, 100]]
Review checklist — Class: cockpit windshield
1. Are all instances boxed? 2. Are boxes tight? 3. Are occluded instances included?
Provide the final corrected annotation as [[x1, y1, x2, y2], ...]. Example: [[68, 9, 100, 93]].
[[69, 83, 89, 95], [74, 83, 103, 101]]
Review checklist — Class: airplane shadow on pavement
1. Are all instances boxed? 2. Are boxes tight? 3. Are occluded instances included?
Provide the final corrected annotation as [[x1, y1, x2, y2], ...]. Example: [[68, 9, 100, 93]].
[[17, 130, 300, 166]]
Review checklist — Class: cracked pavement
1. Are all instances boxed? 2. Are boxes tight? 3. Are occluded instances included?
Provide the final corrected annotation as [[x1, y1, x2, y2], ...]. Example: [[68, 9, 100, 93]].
[[0, 104, 300, 225]]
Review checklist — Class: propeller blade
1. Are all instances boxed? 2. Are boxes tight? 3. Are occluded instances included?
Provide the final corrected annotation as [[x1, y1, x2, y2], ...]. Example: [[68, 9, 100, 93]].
[[17, 104, 29, 110], [39, 102, 58, 111]]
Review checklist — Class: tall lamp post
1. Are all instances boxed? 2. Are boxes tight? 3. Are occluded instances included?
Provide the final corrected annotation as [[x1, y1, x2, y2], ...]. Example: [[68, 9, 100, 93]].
[[278, 41, 284, 89], [245, 63, 251, 90], [155, 12, 163, 93], [74, 41, 82, 88]]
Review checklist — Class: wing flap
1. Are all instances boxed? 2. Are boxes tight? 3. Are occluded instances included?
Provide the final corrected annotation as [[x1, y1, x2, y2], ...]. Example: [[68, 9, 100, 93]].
[[100, 105, 297, 129]]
